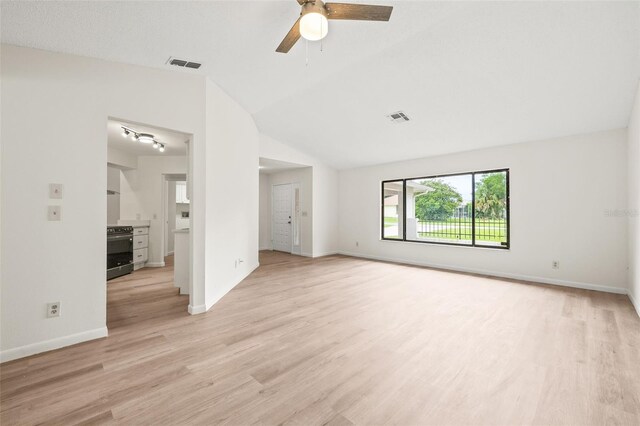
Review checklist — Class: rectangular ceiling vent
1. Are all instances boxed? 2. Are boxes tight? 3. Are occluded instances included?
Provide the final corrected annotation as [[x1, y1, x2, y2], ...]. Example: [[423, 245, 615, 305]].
[[167, 57, 202, 70], [386, 111, 410, 123]]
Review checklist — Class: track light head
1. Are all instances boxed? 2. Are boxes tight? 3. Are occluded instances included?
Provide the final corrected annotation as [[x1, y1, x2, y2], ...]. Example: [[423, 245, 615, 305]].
[[158, 144, 165, 153], [153, 141, 159, 149], [122, 128, 129, 138]]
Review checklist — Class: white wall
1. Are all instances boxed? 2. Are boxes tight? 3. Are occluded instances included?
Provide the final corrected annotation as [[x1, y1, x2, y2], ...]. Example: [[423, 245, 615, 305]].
[[107, 146, 137, 169], [312, 165, 339, 257], [106, 165, 121, 225], [259, 134, 339, 257], [202, 79, 259, 312], [167, 181, 177, 254], [628, 81, 640, 315], [0, 45, 259, 361], [259, 174, 272, 250], [120, 156, 187, 266], [259, 168, 313, 256], [338, 129, 629, 293]]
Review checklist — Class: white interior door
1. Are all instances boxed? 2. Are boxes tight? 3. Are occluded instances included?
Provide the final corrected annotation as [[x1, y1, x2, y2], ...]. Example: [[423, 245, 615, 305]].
[[272, 184, 292, 253]]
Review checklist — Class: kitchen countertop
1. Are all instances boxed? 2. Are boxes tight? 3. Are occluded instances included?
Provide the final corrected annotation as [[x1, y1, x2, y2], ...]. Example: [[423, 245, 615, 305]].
[[117, 219, 151, 227]]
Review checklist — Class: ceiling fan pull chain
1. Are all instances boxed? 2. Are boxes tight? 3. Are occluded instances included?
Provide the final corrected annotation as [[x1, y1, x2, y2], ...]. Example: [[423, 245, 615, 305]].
[[320, 16, 324, 52], [305, 39, 309, 66]]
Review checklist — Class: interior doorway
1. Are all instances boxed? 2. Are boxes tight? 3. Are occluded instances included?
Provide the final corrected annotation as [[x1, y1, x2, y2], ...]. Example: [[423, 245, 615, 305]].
[[106, 117, 193, 323], [163, 174, 188, 257], [259, 157, 310, 257]]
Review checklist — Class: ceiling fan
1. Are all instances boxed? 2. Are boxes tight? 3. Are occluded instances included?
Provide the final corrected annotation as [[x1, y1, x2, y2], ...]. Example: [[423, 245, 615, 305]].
[[276, 0, 393, 53]]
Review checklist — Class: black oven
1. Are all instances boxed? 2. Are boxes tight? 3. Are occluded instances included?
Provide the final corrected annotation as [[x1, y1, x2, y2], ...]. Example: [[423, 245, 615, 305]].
[[107, 226, 134, 280]]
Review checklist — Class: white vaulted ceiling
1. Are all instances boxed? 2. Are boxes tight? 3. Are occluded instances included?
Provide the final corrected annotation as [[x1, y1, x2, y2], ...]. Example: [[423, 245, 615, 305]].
[[2, 1, 639, 168]]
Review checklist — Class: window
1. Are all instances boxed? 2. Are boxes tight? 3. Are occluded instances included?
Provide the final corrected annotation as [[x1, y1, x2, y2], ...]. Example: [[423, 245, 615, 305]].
[[382, 180, 403, 239], [381, 169, 509, 249]]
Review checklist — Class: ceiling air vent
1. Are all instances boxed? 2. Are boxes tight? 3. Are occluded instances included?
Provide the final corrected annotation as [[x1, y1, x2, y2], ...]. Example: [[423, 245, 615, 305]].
[[386, 111, 410, 123], [167, 57, 202, 70]]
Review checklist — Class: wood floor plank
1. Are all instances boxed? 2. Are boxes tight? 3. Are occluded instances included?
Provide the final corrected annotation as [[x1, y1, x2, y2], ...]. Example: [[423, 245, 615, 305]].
[[1, 251, 639, 425]]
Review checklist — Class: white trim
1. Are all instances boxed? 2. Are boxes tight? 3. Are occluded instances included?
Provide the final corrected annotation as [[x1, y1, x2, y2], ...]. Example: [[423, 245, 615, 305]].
[[188, 304, 207, 315], [0, 327, 108, 363], [145, 262, 166, 268], [259, 246, 272, 251], [301, 252, 313, 257], [629, 291, 640, 318], [312, 251, 338, 258], [166, 251, 174, 256], [338, 251, 628, 295]]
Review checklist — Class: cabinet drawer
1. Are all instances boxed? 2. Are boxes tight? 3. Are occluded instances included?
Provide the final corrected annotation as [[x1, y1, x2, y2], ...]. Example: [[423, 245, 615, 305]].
[[133, 248, 148, 263], [133, 235, 148, 249], [133, 227, 148, 236]]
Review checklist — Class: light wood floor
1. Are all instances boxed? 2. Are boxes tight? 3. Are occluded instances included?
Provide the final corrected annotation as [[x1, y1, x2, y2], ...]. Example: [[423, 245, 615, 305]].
[[1, 252, 639, 425]]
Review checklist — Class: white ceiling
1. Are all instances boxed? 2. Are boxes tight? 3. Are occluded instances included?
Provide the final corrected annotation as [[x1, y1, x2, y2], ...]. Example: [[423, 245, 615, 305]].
[[107, 119, 190, 157], [3, 1, 639, 169]]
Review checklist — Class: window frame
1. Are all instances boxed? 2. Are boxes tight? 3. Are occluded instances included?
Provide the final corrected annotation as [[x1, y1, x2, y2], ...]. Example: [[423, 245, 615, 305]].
[[380, 168, 510, 249], [380, 179, 405, 241]]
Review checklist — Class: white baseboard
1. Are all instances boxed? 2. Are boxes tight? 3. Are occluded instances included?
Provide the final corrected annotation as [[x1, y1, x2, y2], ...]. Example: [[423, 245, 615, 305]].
[[0, 327, 108, 363], [312, 251, 339, 258], [188, 304, 207, 315], [145, 262, 165, 268], [166, 251, 174, 256], [629, 291, 640, 318], [259, 246, 272, 251], [338, 251, 628, 295]]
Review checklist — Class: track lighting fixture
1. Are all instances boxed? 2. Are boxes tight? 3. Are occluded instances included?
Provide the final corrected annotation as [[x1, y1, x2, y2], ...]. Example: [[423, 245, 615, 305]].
[[120, 126, 166, 153]]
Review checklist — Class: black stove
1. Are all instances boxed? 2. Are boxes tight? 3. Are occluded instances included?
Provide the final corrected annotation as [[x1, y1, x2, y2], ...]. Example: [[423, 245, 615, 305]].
[[107, 226, 133, 235], [107, 226, 134, 280]]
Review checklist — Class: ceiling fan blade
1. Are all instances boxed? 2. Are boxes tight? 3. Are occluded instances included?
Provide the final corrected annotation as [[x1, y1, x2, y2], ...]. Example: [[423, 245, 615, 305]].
[[276, 17, 302, 53], [325, 3, 393, 21]]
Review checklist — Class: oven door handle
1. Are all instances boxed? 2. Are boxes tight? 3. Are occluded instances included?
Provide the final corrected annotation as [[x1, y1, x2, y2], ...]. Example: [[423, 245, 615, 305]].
[[107, 235, 133, 241]]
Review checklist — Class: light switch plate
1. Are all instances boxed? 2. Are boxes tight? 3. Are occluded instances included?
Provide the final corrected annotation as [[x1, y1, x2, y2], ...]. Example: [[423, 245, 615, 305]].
[[48, 205, 62, 221], [49, 183, 63, 199]]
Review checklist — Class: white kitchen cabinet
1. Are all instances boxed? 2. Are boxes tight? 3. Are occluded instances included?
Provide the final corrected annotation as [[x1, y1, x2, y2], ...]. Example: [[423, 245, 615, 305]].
[[133, 248, 148, 264], [132, 226, 149, 270]]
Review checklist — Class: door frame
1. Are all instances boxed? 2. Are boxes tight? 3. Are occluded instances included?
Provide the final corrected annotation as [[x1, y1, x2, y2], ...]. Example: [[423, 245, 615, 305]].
[[161, 173, 187, 260]]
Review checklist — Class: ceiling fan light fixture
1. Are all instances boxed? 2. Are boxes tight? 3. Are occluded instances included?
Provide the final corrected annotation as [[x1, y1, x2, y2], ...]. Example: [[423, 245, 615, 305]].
[[300, 12, 328, 41]]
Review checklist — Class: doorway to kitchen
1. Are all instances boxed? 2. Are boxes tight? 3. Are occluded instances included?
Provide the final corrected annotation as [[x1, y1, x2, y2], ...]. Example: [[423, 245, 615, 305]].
[[106, 117, 193, 325]]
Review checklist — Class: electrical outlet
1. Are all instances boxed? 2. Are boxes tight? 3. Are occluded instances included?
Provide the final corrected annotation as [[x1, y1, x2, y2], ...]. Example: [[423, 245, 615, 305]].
[[47, 302, 61, 318], [552, 260, 560, 269]]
